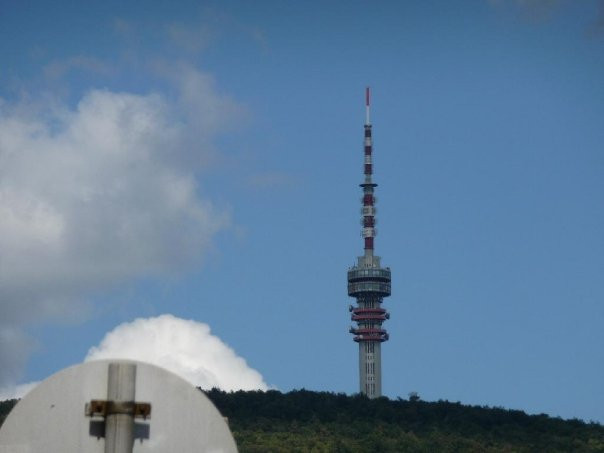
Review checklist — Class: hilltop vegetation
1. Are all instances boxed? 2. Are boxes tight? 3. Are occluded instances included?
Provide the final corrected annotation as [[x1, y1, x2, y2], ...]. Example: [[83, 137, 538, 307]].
[[2, 390, 603, 452], [0, 400, 17, 428], [205, 389, 604, 453]]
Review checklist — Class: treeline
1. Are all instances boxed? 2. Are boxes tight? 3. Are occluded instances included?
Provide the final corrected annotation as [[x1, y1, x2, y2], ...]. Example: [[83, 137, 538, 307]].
[[2, 391, 603, 452], [0, 400, 17, 428], [204, 389, 604, 453]]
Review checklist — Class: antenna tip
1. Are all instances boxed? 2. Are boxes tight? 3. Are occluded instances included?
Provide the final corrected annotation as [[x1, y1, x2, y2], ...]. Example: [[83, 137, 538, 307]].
[[366, 87, 370, 106]]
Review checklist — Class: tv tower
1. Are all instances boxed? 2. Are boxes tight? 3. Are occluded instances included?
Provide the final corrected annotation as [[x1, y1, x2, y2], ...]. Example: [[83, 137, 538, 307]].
[[348, 87, 391, 398]]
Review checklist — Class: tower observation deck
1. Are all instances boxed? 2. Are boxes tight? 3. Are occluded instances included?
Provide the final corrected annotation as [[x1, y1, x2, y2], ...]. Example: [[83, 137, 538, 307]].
[[347, 87, 391, 399]]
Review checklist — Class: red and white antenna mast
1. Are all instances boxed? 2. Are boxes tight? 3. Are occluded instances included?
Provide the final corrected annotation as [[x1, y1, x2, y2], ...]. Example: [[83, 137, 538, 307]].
[[362, 86, 377, 257]]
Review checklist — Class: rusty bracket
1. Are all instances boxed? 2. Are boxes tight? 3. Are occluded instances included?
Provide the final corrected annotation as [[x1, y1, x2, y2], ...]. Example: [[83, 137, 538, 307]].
[[85, 400, 152, 419]]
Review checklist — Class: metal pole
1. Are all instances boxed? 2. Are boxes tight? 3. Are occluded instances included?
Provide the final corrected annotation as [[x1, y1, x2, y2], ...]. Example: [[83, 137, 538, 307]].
[[104, 363, 136, 453]]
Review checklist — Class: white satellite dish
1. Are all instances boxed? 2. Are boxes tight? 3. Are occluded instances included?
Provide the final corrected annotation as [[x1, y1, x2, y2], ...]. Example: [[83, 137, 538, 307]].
[[0, 360, 238, 452]]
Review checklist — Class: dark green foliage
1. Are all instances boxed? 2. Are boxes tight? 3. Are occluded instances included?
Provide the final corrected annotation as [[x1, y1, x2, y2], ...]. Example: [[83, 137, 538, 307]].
[[0, 399, 17, 427], [2, 392, 604, 452], [203, 389, 604, 453]]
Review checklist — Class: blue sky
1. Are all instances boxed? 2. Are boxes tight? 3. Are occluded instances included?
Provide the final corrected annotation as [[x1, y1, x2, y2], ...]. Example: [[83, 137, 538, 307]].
[[0, 0, 603, 423]]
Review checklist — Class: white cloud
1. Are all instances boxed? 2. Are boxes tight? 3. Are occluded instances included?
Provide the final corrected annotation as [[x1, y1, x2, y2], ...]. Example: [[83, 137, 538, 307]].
[[0, 327, 35, 388], [0, 381, 39, 401], [153, 61, 247, 138], [0, 66, 240, 387], [43, 55, 114, 80], [85, 315, 268, 391], [166, 22, 214, 54]]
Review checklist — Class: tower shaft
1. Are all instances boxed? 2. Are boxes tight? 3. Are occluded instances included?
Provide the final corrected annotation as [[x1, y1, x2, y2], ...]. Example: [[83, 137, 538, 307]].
[[347, 87, 391, 398]]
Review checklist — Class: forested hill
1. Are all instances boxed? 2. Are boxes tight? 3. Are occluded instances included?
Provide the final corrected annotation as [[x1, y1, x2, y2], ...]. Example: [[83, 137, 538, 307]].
[[2, 390, 603, 452], [205, 389, 604, 452]]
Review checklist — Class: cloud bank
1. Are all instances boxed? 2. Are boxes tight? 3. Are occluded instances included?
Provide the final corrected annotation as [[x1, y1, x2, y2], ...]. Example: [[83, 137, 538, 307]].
[[0, 66, 240, 388], [85, 315, 268, 391], [0, 382, 39, 401]]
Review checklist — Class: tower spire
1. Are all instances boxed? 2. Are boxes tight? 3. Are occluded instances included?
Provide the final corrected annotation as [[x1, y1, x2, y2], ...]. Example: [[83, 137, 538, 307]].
[[362, 87, 377, 256], [347, 87, 391, 398], [365, 86, 371, 125]]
